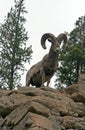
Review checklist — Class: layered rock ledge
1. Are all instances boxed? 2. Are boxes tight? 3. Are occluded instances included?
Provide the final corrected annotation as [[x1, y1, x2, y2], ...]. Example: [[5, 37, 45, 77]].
[[0, 84, 85, 130]]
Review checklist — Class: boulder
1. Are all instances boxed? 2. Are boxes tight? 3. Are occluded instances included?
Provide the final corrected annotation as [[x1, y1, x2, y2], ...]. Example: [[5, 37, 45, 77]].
[[0, 84, 85, 130]]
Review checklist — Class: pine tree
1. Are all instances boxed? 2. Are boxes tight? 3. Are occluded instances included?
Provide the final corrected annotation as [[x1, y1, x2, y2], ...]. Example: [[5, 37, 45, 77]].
[[70, 16, 85, 73], [55, 15, 85, 88], [55, 44, 83, 88], [0, 0, 32, 89]]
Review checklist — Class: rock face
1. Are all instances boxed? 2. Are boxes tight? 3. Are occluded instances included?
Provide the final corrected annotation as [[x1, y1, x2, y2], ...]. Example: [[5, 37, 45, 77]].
[[0, 84, 85, 130]]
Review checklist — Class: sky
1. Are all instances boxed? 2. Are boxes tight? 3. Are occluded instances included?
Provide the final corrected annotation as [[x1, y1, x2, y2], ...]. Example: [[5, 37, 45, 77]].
[[0, 0, 85, 86]]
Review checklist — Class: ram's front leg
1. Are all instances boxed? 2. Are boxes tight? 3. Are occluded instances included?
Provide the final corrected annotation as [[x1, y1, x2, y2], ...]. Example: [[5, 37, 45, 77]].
[[41, 72, 46, 87]]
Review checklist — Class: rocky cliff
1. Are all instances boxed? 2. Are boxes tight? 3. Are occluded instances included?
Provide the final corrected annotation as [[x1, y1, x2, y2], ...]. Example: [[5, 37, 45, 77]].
[[0, 84, 85, 130]]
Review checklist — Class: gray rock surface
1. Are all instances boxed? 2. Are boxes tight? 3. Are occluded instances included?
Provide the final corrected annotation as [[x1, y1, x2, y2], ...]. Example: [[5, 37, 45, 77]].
[[0, 84, 85, 130]]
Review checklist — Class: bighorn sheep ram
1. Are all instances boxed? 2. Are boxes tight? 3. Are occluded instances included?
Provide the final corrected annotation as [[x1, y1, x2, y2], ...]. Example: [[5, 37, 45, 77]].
[[26, 33, 67, 87]]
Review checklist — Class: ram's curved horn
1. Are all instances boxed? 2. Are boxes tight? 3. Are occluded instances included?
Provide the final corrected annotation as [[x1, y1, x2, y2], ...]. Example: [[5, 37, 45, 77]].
[[57, 33, 67, 44], [41, 33, 56, 49]]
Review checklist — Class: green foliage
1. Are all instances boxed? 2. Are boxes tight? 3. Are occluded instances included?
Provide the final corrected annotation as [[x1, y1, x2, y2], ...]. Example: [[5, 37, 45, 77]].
[[55, 16, 85, 89], [0, 0, 33, 89], [56, 43, 85, 87], [55, 44, 82, 88]]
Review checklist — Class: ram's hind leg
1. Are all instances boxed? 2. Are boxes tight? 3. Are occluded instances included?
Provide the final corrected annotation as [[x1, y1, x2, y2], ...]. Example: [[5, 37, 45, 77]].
[[26, 77, 31, 86], [47, 80, 50, 87]]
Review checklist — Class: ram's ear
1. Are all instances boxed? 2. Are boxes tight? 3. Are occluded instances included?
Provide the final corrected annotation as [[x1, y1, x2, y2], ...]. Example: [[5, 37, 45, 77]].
[[48, 38, 54, 43]]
